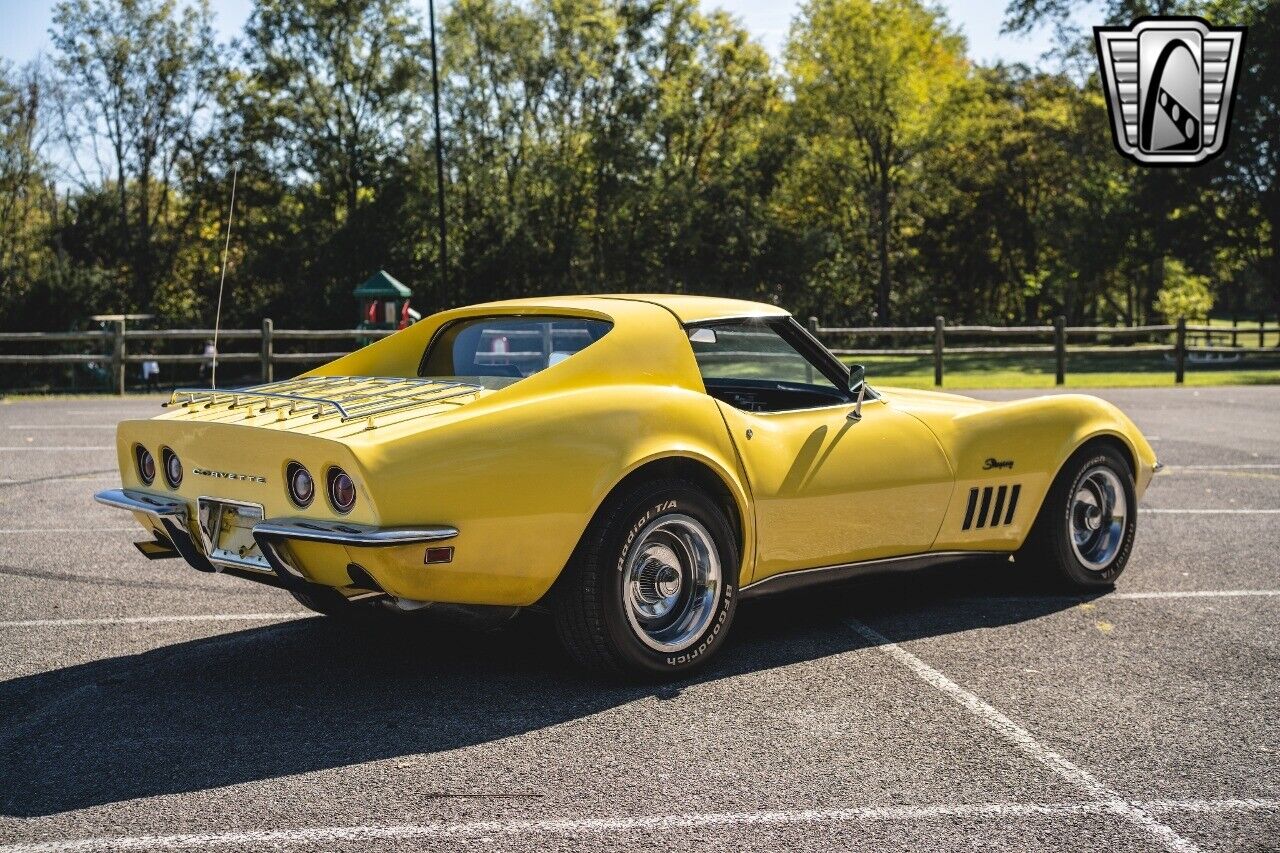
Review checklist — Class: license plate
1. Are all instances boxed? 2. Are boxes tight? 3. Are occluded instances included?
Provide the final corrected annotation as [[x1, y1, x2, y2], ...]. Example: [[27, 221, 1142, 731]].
[[198, 499, 269, 570]]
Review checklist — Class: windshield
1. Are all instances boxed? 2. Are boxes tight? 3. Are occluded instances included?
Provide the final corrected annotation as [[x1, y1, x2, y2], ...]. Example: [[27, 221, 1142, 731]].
[[418, 315, 612, 389]]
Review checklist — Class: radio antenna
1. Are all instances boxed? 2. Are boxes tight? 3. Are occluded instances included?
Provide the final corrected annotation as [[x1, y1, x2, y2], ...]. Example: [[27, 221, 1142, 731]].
[[211, 164, 239, 389]]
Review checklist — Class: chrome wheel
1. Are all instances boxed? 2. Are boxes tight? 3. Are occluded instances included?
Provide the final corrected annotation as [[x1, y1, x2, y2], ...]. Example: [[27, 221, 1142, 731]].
[[1069, 466, 1128, 572], [622, 513, 721, 653]]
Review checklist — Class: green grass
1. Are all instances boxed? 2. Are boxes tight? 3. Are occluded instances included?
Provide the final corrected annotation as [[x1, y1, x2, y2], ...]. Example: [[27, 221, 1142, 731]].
[[845, 351, 1280, 390], [1197, 317, 1280, 348]]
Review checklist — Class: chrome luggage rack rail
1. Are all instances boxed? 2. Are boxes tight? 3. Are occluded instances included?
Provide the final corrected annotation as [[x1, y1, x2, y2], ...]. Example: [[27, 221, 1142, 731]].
[[165, 375, 483, 427]]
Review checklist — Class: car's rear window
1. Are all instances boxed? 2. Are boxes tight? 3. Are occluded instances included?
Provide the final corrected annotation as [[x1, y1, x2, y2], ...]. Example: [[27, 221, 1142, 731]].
[[418, 316, 612, 389]]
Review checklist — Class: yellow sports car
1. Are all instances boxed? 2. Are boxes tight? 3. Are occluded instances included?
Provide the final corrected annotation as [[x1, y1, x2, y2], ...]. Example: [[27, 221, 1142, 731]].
[[96, 295, 1158, 676]]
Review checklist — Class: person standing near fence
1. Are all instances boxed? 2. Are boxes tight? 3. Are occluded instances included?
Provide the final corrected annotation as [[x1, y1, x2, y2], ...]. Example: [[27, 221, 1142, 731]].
[[141, 359, 160, 392], [200, 340, 216, 381]]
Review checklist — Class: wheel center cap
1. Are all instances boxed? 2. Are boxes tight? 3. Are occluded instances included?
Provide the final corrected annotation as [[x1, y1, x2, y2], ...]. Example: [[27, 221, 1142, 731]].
[[1084, 504, 1103, 530], [656, 566, 681, 598]]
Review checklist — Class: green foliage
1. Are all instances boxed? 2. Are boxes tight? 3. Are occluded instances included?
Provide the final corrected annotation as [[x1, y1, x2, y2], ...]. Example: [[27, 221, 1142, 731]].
[[0, 62, 52, 317], [780, 0, 968, 323], [439, 0, 777, 305], [0, 0, 1274, 333], [48, 0, 221, 322], [1154, 258, 1214, 321]]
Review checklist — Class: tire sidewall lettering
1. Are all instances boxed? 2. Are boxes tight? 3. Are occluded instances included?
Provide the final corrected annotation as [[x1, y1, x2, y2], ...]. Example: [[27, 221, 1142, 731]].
[[617, 500, 679, 573], [664, 565, 734, 667]]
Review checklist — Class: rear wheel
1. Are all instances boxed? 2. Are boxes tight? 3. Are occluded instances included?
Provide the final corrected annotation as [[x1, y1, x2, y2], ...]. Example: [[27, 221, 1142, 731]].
[[1018, 444, 1136, 589], [553, 477, 739, 678]]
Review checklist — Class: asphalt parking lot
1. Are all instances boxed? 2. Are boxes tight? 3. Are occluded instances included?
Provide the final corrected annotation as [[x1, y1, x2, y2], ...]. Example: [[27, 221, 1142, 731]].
[[0, 386, 1277, 852]]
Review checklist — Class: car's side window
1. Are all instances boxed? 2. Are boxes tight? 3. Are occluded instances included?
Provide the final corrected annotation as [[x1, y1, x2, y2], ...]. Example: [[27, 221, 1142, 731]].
[[419, 316, 612, 389], [690, 319, 848, 413]]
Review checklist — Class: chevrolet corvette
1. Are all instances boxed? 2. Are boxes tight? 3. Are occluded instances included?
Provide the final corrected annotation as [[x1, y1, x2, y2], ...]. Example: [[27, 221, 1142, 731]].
[[96, 295, 1158, 676]]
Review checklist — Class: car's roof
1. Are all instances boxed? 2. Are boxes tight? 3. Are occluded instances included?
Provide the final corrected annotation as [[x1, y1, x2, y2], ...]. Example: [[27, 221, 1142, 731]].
[[469, 294, 790, 324]]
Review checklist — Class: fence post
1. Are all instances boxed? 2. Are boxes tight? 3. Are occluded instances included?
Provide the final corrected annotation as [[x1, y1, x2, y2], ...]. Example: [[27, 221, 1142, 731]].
[[260, 318, 274, 383], [1175, 318, 1187, 384], [1231, 316, 1238, 348], [933, 315, 944, 387], [1261, 313, 1267, 348], [110, 318, 126, 396], [808, 317, 819, 336], [1054, 315, 1066, 386]]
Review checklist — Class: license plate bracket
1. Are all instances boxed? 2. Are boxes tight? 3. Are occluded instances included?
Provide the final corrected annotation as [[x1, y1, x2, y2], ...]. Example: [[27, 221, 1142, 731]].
[[197, 498, 269, 571]]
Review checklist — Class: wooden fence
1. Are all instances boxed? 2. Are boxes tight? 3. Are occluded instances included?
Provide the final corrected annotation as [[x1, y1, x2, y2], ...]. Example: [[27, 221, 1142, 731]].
[[0, 320, 396, 394], [808, 316, 1280, 386], [1, 315, 1278, 393]]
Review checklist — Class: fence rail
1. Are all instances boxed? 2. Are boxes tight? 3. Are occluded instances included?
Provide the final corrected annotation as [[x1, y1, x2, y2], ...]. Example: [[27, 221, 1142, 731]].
[[1, 315, 1278, 393], [807, 316, 1280, 386], [0, 320, 399, 394]]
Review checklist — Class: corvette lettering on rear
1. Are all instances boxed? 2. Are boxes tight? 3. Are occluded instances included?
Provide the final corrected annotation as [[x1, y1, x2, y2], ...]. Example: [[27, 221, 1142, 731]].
[[192, 467, 266, 484]]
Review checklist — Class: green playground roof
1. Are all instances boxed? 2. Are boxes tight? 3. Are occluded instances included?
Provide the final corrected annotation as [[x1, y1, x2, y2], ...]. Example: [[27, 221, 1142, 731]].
[[353, 270, 411, 298]]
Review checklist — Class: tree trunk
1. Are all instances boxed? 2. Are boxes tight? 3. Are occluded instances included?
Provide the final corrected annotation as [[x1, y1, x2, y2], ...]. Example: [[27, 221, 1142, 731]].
[[876, 165, 891, 326], [1263, 183, 1280, 312]]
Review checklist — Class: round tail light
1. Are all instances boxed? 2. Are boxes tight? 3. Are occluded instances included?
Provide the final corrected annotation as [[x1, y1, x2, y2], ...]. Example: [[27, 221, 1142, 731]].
[[135, 446, 155, 485], [161, 447, 182, 489], [287, 462, 314, 508], [327, 467, 356, 514]]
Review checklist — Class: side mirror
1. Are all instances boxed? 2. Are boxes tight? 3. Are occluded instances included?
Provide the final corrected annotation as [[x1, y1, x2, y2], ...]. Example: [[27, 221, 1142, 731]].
[[847, 363, 867, 421], [847, 364, 865, 393]]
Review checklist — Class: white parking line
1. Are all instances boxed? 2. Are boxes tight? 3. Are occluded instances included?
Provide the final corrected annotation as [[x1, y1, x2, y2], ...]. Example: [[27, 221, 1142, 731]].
[[1114, 589, 1280, 600], [0, 528, 136, 534], [0, 476, 119, 484], [0, 446, 113, 451], [1164, 463, 1280, 469], [1142, 508, 1280, 514], [847, 618, 1201, 853], [0, 613, 303, 628], [5, 425, 117, 429], [977, 590, 1280, 603], [0, 798, 1271, 852]]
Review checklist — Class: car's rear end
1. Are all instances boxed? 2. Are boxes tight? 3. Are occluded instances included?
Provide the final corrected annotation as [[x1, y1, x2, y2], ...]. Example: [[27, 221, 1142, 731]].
[[97, 376, 477, 604]]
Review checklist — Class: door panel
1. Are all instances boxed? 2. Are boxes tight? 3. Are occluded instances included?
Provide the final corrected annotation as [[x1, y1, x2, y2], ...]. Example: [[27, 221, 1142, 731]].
[[718, 399, 955, 584]]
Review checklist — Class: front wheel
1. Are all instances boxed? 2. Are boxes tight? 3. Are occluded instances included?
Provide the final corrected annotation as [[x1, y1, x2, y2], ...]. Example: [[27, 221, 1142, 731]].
[[1018, 444, 1137, 589], [552, 477, 739, 678]]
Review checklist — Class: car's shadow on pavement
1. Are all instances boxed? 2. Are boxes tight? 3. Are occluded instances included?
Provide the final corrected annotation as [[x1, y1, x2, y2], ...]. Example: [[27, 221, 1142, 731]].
[[0, 560, 1097, 817]]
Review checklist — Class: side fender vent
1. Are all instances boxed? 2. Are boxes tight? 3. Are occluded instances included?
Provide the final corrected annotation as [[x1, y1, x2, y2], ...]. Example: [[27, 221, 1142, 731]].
[[962, 484, 1021, 530]]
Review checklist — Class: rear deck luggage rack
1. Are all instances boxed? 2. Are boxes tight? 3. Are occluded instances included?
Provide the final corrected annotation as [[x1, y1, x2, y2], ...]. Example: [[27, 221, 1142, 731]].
[[166, 376, 483, 428]]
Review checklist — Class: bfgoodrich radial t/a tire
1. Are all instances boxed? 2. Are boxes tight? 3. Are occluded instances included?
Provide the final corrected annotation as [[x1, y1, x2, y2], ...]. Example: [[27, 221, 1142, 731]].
[[1018, 443, 1137, 589], [553, 477, 739, 678]]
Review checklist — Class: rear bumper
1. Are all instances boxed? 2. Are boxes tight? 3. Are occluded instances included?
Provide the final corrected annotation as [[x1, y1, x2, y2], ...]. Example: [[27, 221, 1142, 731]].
[[251, 517, 457, 546], [94, 488, 458, 596]]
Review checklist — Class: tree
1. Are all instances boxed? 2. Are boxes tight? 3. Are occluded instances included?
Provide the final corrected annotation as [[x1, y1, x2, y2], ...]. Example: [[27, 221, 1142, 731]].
[[1001, 0, 1278, 319], [1204, 0, 1280, 313], [231, 0, 428, 325], [1153, 258, 1213, 321], [439, 0, 776, 304], [0, 61, 53, 318], [50, 0, 221, 313], [783, 0, 969, 324]]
